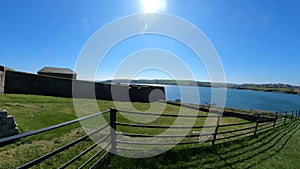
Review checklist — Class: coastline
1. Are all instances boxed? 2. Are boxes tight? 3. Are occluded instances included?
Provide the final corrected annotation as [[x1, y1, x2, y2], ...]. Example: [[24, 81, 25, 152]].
[[161, 100, 277, 117], [103, 79, 300, 96], [230, 87, 300, 95]]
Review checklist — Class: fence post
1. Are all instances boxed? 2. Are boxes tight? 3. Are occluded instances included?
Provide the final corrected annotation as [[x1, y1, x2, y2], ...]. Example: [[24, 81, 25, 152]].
[[212, 113, 221, 146], [273, 112, 278, 128], [110, 107, 117, 153], [298, 110, 300, 119], [291, 111, 294, 121], [284, 111, 287, 125], [254, 114, 260, 136]]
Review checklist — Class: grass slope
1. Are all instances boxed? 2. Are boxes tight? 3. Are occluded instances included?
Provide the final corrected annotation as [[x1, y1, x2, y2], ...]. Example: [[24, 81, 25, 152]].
[[0, 94, 299, 168], [104, 121, 300, 169]]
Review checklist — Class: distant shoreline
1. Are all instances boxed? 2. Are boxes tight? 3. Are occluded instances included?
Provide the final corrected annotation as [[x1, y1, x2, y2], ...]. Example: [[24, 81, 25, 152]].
[[102, 79, 300, 95], [162, 100, 276, 116], [231, 87, 300, 95]]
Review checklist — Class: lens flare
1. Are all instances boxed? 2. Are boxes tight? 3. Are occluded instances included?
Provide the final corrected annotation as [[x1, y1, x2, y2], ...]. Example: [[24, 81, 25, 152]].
[[140, 0, 167, 13]]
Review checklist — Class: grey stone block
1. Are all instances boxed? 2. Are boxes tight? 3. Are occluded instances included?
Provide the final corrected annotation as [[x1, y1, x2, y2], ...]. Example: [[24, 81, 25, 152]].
[[0, 111, 19, 138], [0, 111, 8, 117]]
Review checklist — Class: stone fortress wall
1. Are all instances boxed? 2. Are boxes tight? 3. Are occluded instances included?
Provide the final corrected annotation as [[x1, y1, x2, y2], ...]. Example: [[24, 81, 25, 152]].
[[0, 66, 5, 94], [0, 65, 166, 138], [0, 65, 166, 103]]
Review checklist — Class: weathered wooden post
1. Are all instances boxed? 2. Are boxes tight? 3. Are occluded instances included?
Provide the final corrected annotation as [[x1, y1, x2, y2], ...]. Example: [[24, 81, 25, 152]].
[[284, 111, 288, 125], [110, 107, 117, 152], [212, 113, 221, 146], [254, 114, 260, 136], [273, 112, 278, 128], [291, 111, 294, 121]]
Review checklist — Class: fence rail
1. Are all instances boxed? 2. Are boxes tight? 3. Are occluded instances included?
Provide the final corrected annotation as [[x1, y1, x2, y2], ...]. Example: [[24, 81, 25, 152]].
[[113, 108, 299, 151], [0, 110, 111, 169], [0, 107, 299, 168]]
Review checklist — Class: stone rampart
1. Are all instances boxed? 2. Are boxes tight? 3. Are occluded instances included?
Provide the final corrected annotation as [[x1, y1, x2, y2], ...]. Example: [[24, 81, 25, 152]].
[[3, 70, 166, 102]]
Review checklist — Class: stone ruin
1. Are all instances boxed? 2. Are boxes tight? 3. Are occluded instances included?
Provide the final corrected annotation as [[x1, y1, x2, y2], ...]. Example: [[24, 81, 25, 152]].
[[0, 66, 4, 94], [0, 110, 19, 138], [0, 65, 13, 95]]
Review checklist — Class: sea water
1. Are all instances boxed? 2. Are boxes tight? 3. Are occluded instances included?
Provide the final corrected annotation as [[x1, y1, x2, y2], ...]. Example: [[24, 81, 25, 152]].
[[165, 85, 300, 112]]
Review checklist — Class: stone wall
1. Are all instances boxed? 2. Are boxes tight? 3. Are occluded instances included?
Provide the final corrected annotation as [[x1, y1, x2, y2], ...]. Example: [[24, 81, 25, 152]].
[[0, 110, 18, 138], [38, 72, 77, 80], [0, 66, 4, 94], [4, 70, 166, 102]]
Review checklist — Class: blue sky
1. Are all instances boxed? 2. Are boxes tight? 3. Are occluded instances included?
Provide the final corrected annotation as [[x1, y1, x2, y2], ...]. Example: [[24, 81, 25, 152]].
[[1, 0, 300, 85]]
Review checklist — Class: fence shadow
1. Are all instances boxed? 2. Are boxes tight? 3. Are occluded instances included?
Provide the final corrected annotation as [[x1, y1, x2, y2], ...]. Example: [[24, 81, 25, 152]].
[[213, 122, 299, 169], [2, 106, 299, 168], [103, 121, 300, 169], [172, 121, 299, 169]]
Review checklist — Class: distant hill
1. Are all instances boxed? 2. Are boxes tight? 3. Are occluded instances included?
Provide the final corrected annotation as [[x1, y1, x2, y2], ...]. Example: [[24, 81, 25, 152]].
[[102, 79, 300, 95], [231, 83, 300, 95], [102, 79, 232, 88]]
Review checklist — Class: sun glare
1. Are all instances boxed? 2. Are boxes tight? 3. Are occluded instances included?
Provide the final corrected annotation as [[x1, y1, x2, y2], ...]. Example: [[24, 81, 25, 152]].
[[140, 0, 167, 13]]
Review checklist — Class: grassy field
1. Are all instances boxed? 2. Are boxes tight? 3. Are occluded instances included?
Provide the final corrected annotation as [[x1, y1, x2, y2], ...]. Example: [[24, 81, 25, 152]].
[[104, 121, 300, 169], [0, 94, 299, 168], [0, 94, 122, 168]]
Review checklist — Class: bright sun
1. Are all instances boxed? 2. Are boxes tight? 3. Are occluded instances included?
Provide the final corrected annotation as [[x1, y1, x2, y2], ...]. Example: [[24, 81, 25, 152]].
[[140, 0, 167, 13]]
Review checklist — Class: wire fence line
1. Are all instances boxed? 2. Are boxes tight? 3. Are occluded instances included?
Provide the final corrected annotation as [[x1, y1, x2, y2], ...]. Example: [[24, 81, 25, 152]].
[[0, 107, 299, 168]]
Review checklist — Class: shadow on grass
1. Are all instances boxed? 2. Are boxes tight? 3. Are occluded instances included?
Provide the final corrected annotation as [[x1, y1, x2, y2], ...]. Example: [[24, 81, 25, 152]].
[[212, 122, 299, 169], [103, 121, 300, 169]]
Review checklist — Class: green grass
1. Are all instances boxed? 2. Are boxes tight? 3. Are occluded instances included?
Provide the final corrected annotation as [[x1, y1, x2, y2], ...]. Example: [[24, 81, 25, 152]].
[[0, 94, 299, 169], [0, 94, 117, 168], [103, 121, 300, 169]]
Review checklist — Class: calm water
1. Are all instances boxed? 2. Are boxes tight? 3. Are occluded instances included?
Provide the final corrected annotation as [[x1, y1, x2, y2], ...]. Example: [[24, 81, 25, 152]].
[[165, 85, 300, 112]]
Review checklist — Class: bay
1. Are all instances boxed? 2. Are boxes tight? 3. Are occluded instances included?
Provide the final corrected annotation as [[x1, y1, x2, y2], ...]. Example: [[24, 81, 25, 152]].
[[165, 85, 300, 112]]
